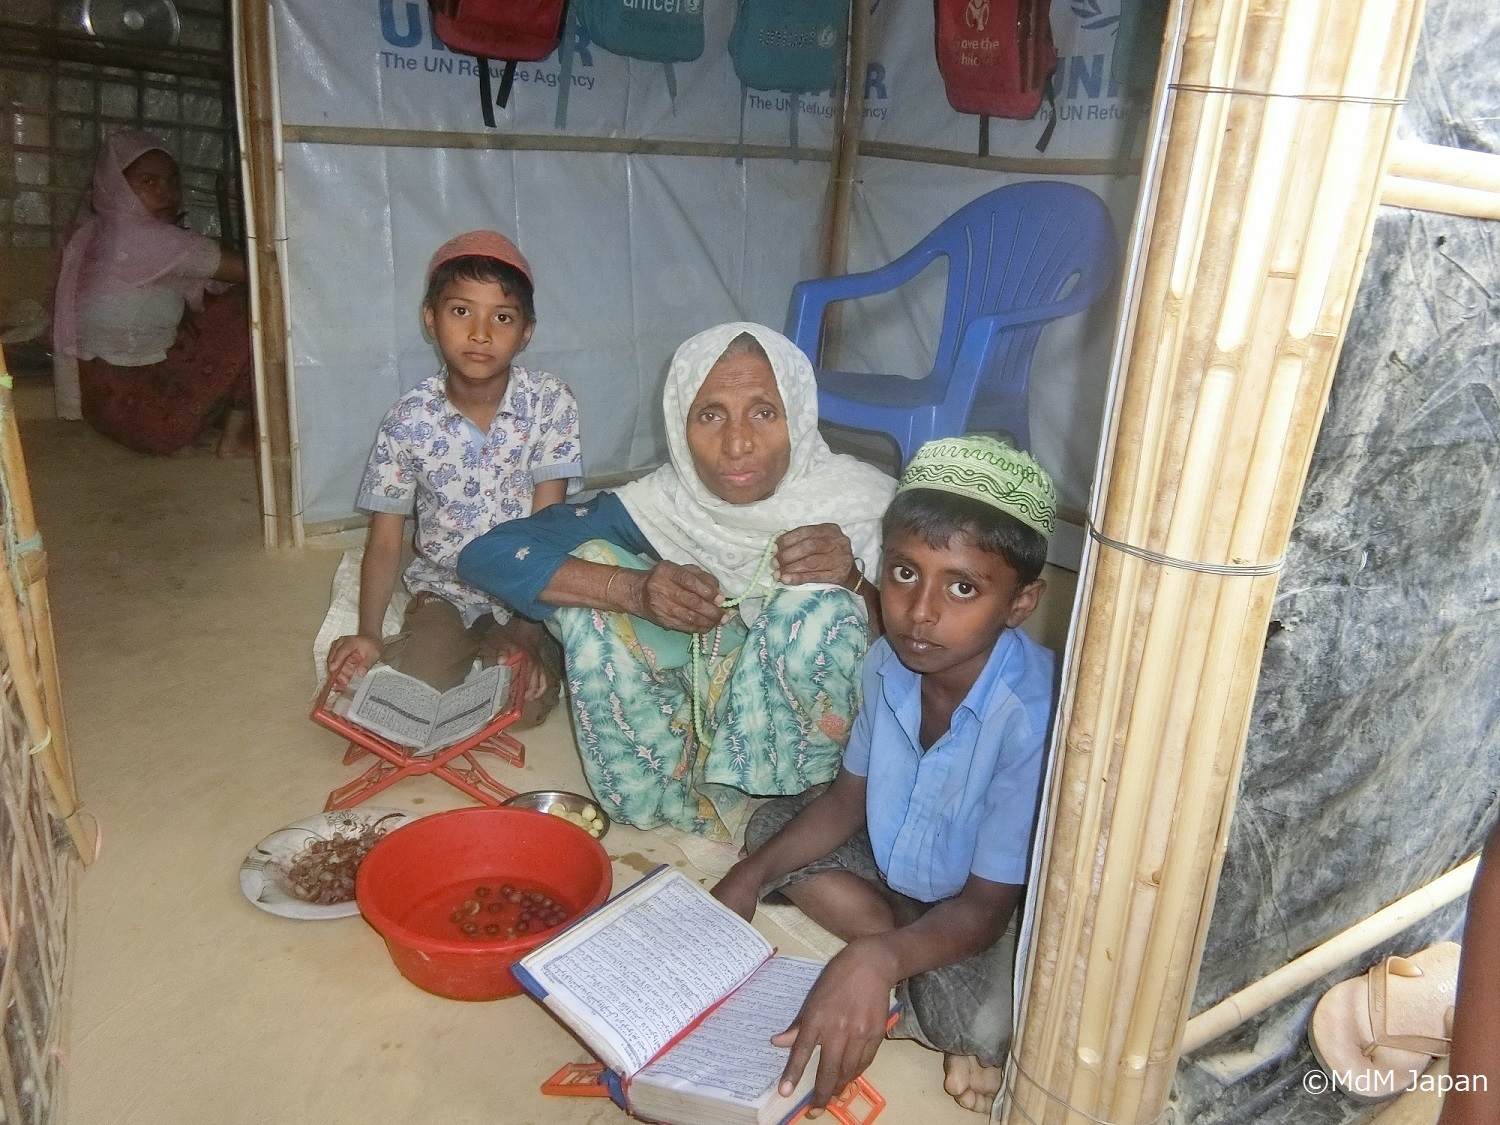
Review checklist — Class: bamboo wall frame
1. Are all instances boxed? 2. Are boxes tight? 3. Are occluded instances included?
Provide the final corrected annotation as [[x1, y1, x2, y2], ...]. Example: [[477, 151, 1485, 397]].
[[233, 0, 301, 550], [999, 1, 1431, 1121]]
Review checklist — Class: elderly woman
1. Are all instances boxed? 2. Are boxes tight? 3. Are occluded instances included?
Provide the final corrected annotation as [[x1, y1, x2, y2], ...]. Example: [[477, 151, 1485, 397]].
[[458, 322, 895, 840], [51, 128, 252, 456]]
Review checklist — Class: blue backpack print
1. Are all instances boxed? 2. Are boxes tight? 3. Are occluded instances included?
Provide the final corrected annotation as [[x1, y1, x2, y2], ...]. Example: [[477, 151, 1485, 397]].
[[727, 0, 850, 157], [556, 0, 706, 126], [584, 0, 704, 70]]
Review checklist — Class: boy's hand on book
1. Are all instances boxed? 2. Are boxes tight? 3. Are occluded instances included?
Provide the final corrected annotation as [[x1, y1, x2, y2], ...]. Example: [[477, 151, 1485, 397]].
[[772, 941, 896, 1114], [773, 524, 855, 587], [327, 635, 382, 692], [638, 561, 727, 633]]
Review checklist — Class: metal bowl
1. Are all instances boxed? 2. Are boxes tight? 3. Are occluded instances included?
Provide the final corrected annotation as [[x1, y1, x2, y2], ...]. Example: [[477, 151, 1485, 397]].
[[503, 789, 610, 840]]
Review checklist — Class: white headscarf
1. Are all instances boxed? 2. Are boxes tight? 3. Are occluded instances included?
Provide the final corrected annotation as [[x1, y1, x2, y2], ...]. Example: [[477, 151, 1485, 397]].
[[617, 322, 895, 603]]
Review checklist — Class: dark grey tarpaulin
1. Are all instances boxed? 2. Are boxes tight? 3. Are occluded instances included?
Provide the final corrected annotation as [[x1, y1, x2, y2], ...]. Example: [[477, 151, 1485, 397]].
[[1174, 3, 1500, 1120]]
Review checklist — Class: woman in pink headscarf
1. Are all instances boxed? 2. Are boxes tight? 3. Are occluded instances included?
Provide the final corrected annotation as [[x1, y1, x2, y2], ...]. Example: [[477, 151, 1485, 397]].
[[51, 128, 253, 456]]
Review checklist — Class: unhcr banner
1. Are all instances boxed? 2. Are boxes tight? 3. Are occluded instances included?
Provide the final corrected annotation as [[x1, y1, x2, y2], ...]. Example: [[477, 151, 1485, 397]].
[[271, 0, 1145, 525], [276, 0, 1143, 158]]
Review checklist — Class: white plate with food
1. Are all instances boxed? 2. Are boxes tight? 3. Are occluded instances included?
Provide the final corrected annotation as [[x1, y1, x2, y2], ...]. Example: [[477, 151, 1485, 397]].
[[239, 807, 417, 920]]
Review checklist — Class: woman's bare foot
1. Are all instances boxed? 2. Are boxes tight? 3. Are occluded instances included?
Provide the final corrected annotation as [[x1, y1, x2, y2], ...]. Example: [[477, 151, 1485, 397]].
[[943, 1053, 1004, 1114], [214, 408, 256, 459]]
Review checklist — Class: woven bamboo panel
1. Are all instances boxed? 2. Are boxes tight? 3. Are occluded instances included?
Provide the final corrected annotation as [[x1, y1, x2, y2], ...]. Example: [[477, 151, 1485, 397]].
[[0, 348, 83, 1125], [0, 654, 71, 1125]]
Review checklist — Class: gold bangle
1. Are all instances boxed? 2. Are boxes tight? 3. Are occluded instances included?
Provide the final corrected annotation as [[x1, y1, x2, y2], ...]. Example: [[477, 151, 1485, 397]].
[[603, 567, 622, 605], [846, 567, 870, 596]]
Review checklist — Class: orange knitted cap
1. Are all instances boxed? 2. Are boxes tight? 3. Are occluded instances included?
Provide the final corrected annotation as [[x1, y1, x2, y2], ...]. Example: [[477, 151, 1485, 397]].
[[426, 229, 532, 286]]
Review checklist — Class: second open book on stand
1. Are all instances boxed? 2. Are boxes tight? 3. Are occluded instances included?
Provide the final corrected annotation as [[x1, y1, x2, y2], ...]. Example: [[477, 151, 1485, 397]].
[[514, 865, 870, 1125], [341, 662, 510, 754]]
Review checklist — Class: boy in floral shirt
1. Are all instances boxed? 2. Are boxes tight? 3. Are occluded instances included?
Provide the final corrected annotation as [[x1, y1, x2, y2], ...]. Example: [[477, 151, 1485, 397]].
[[327, 230, 582, 726]]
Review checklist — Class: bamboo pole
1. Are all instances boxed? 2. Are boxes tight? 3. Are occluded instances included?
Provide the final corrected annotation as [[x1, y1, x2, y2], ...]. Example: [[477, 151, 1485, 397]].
[[282, 123, 836, 164], [1000, 0, 1429, 1121], [819, 0, 872, 280], [1387, 137, 1500, 194], [806, 0, 872, 369], [1182, 856, 1479, 1053], [1380, 176, 1500, 220], [233, 0, 299, 549], [275, 126, 1135, 179]]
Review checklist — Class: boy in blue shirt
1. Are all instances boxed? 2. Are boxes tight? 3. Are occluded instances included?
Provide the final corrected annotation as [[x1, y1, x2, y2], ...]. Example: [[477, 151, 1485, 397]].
[[714, 436, 1057, 1116]]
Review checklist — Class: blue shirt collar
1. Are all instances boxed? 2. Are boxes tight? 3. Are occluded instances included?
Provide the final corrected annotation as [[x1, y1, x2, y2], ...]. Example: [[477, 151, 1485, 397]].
[[877, 628, 1025, 744]]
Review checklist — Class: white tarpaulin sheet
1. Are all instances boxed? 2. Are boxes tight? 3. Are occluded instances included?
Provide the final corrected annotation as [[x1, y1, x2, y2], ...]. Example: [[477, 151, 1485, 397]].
[[272, 0, 1145, 525]]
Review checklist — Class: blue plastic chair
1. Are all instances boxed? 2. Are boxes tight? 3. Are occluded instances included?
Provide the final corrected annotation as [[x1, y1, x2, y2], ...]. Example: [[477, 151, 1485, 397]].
[[784, 181, 1117, 464]]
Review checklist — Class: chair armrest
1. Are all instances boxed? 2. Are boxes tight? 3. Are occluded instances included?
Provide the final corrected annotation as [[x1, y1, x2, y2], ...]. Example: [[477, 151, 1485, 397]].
[[784, 245, 948, 355], [982, 281, 1110, 334], [950, 288, 1108, 377]]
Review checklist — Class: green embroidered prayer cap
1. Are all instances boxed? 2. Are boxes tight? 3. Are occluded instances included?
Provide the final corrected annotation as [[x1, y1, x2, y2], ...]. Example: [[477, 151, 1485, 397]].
[[897, 436, 1057, 537]]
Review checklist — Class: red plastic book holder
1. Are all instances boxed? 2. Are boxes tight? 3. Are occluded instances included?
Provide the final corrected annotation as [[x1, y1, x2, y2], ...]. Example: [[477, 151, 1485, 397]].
[[311, 651, 527, 811]]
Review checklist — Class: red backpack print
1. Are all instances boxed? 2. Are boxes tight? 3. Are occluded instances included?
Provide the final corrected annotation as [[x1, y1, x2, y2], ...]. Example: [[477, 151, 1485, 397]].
[[934, 0, 1059, 149], [428, 0, 570, 126]]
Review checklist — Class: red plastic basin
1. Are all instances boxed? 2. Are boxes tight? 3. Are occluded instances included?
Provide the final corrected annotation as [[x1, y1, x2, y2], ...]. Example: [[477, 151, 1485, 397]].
[[355, 806, 612, 1001]]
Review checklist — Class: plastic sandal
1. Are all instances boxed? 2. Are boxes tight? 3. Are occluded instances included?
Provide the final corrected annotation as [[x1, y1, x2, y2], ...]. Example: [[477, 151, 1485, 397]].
[[1308, 941, 1460, 1100]]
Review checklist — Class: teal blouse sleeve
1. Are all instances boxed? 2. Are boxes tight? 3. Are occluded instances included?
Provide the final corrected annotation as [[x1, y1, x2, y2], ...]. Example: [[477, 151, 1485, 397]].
[[456, 491, 657, 621]]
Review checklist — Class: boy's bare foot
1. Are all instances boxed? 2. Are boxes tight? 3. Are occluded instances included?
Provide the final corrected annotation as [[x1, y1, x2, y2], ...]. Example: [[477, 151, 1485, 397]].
[[943, 1053, 1004, 1114]]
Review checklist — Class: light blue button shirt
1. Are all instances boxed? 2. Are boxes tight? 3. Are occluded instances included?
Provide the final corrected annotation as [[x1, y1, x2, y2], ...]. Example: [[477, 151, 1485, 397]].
[[842, 630, 1055, 902]]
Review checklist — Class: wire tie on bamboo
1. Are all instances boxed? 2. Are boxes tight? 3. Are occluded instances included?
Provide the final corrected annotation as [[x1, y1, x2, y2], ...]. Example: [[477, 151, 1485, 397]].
[[1004, 1055, 1171, 1125], [688, 532, 782, 745], [26, 729, 51, 757], [1086, 522, 1285, 577], [1166, 82, 1405, 108]]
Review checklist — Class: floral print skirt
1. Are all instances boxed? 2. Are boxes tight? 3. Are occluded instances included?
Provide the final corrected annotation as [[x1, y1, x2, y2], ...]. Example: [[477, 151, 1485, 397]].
[[554, 540, 869, 841]]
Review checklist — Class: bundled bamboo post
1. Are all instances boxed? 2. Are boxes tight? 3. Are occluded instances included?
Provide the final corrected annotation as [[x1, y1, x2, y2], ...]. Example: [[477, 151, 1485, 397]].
[[0, 352, 89, 862], [1000, 0, 1428, 1122]]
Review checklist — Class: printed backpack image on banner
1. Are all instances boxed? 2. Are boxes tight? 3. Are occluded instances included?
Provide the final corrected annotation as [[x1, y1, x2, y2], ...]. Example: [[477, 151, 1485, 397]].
[[429, 0, 568, 64], [728, 0, 849, 95], [581, 0, 705, 66], [556, 0, 706, 126], [934, 0, 1058, 121], [428, 0, 569, 126]]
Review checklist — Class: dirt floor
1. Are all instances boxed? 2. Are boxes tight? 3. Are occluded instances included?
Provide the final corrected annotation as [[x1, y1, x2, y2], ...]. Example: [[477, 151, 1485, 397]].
[[17, 382, 1013, 1125]]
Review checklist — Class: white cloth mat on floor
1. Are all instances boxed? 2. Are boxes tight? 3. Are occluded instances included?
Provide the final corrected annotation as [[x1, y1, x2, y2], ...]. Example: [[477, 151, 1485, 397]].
[[311, 546, 409, 684]]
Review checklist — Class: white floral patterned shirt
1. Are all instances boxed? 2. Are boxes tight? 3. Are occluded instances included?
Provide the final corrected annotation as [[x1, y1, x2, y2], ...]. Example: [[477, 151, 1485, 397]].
[[357, 367, 583, 626]]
